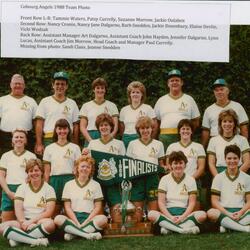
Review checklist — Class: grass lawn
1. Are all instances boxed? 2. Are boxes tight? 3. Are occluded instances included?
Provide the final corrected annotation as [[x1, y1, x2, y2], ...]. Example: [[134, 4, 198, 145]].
[[1, 232, 250, 250]]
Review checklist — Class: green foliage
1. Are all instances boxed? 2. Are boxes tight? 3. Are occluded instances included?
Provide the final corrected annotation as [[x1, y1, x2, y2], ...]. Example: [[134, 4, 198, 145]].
[[1, 25, 250, 117]]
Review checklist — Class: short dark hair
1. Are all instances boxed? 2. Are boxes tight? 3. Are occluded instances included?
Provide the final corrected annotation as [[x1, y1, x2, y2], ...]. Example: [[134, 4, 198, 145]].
[[177, 119, 194, 134], [91, 77, 108, 90], [168, 151, 188, 165], [224, 144, 241, 159]]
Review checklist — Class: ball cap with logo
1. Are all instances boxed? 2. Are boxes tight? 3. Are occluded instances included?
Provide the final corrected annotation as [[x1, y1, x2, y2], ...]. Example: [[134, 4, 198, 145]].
[[167, 69, 182, 79], [53, 71, 69, 81], [212, 78, 228, 88]]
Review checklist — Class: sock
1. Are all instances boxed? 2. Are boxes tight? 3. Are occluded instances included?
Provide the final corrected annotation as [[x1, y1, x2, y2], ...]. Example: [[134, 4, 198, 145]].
[[3, 226, 40, 245], [179, 215, 198, 228], [219, 214, 250, 232], [81, 220, 100, 233], [61, 219, 90, 239], [27, 224, 50, 238], [157, 215, 186, 234], [239, 211, 250, 226]]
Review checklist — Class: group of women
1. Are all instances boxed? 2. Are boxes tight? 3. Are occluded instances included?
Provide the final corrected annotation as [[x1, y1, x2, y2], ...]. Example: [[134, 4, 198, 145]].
[[0, 77, 250, 247]]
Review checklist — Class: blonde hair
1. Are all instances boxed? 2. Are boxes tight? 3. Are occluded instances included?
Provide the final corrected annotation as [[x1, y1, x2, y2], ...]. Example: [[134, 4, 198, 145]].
[[75, 155, 95, 178], [127, 81, 146, 104], [135, 116, 153, 136]]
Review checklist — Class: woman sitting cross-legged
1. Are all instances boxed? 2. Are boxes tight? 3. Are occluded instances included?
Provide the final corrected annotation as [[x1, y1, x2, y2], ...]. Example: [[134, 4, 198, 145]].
[[148, 151, 206, 235], [54, 155, 107, 241], [0, 159, 56, 247], [207, 144, 250, 233]]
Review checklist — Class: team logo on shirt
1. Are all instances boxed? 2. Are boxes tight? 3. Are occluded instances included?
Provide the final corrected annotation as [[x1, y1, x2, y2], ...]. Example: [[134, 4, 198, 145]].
[[20, 101, 30, 111], [149, 147, 157, 158], [37, 197, 46, 208], [97, 158, 117, 180], [109, 146, 118, 154], [64, 148, 73, 159], [83, 189, 94, 200], [188, 148, 196, 158], [62, 106, 71, 115], [104, 106, 110, 114], [178, 102, 188, 112], [20, 158, 28, 168], [235, 183, 245, 195], [180, 184, 188, 195], [138, 110, 146, 117]]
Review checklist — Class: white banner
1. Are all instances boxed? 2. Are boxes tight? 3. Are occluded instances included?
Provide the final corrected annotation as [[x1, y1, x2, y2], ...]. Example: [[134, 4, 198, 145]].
[[1, 1, 230, 62]]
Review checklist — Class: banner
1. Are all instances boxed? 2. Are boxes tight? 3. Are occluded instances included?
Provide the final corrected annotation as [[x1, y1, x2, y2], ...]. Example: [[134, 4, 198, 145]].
[[1, 1, 230, 62], [91, 150, 162, 186]]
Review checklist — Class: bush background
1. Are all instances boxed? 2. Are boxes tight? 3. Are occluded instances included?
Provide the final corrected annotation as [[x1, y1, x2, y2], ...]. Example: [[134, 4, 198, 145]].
[[1, 25, 250, 119]]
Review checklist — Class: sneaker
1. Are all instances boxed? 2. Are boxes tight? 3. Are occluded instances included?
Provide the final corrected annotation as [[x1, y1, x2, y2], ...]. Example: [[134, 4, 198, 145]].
[[31, 238, 49, 247], [9, 239, 19, 247], [183, 226, 200, 234], [160, 227, 170, 235], [88, 232, 102, 240], [64, 233, 76, 241], [245, 226, 250, 233], [220, 226, 227, 233]]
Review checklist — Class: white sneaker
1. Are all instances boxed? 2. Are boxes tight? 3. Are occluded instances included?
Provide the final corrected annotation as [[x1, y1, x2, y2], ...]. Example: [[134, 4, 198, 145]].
[[245, 226, 250, 233], [160, 227, 170, 235], [220, 226, 227, 233], [183, 226, 200, 234], [64, 233, 76, 241], [31, 238, 49, 247], [9, 239, 19, 247], [88, 232, 102, 240]]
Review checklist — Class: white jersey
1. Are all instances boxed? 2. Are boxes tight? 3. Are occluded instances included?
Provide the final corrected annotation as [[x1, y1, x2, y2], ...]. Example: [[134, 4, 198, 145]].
[[79, 100, 119, 130], [0, 94, 37, 132], [120, 104, 156, 134], [154, 94, 200, 129], [0, 150, 36, 184], [62, 178, 103, 213], [158, 173, 197, 208], [166, 141, 206, 176], [126, 139, 165, 165], [15, 182, 56, 219], [202, 101, 249, 136], [36, 96, 79, 134], [88, 138, 126, 156], [207, 135, 250, 167], [43, 142, 81, 176], [211, 170, 250, 208]]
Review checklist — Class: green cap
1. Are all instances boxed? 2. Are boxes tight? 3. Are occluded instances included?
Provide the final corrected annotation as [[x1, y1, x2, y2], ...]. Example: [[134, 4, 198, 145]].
[[213, 78, 227, 88], [167, 69, 182, 79], [53, 71, 69, 80]]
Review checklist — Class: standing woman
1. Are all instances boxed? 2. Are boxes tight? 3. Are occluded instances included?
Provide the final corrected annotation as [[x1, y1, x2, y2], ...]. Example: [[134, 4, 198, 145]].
[[119, 81, 156, 148], [82, 113, 126, 223], [207, 109, 250, 177], [126, 116, 165, 221], [43, 119, 81, 216], [0, 129, 36, 222], [148, 151, 206, 235], [166, 119, 206, 180], [0, 159, 56, 247], [54, 155, 107, 241], [79, 77, 119, 146]]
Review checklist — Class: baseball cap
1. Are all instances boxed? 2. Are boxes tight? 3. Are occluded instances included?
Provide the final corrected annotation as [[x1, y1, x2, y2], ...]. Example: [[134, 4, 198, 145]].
[[167, 69, 182, 79], [213, 79, 228, 88], [53, 71, 69, 80]]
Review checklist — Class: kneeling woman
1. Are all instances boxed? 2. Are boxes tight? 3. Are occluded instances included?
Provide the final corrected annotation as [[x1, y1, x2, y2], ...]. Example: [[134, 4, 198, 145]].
[[148, 151, 206, 234], [54, 155, 107, 241], [0, 159, 56, 247], [207, 145, 250, 233]]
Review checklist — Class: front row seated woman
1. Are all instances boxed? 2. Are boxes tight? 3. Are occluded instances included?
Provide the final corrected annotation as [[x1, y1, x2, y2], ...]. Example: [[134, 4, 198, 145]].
[[148, 151, 206, 234], [207, 144, 250, 233], [54, 155, 107, 241], [0, 159, 56, 247]]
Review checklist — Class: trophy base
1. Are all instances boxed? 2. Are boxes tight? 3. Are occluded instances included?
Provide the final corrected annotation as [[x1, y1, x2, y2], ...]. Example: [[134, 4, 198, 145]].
[[103, 221, 154, 238]]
